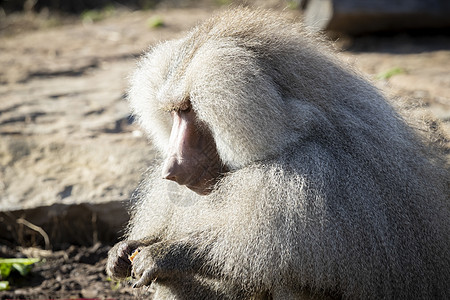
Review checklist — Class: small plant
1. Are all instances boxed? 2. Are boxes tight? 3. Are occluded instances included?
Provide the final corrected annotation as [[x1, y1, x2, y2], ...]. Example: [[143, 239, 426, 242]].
[[147, 16, 164, 29], [0, 258, 40, 291], [376, 67, 406, 80]]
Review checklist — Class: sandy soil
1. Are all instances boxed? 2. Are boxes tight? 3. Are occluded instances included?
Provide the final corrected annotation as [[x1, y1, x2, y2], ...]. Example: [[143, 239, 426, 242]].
[[0, 5, 449, 299]]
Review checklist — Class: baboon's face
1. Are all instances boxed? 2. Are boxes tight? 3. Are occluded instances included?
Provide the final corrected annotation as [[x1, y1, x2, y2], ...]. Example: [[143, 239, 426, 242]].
[[161, 102, 228, 195]]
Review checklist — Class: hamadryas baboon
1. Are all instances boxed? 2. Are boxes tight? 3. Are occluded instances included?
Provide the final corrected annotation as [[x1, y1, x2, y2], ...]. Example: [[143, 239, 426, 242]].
[[107, 8, 450, 300]]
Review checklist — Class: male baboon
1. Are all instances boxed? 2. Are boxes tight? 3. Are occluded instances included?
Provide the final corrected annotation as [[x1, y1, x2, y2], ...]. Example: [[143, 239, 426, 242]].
[[107, 8, 450, 299]]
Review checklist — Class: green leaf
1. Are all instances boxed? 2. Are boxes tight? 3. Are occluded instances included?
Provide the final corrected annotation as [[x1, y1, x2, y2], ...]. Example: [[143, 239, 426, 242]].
[[0, 281, 10, 291], [0, 258, 40, 279], [0, 263, 12, 280], [0, 258, 40, 265], [12, 263, 33, 276]]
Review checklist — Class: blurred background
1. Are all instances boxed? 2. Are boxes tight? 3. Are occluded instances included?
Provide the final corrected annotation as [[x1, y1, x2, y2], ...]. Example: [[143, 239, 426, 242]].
[[0, 0, 449, 298]]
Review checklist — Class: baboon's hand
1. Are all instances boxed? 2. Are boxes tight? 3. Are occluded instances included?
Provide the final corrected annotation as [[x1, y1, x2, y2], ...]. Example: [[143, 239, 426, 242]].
[[131, 241, 194, 288], [107, 240, 145, 279]]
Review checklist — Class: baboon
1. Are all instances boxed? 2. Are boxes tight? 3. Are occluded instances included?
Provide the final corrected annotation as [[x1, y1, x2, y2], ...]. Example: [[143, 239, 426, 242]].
[[107, 8, 450, 299]]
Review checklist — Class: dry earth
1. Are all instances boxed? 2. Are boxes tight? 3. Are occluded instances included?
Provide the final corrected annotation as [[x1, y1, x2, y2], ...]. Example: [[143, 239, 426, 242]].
[[0, 6, 449, 299]]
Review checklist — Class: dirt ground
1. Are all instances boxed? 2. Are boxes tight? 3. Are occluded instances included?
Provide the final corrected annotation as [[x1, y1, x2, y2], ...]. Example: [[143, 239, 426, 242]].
[[0, 243, 142, 299], [0, 4, 449, 300]]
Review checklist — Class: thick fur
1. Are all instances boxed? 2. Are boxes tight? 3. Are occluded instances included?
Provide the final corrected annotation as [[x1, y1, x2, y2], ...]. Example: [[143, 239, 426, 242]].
[[126, 8, 450, 299]]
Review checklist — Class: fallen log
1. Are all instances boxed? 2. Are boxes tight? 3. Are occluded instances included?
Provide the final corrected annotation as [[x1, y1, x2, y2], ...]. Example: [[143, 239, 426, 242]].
[[304, 0, 450, 34]]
